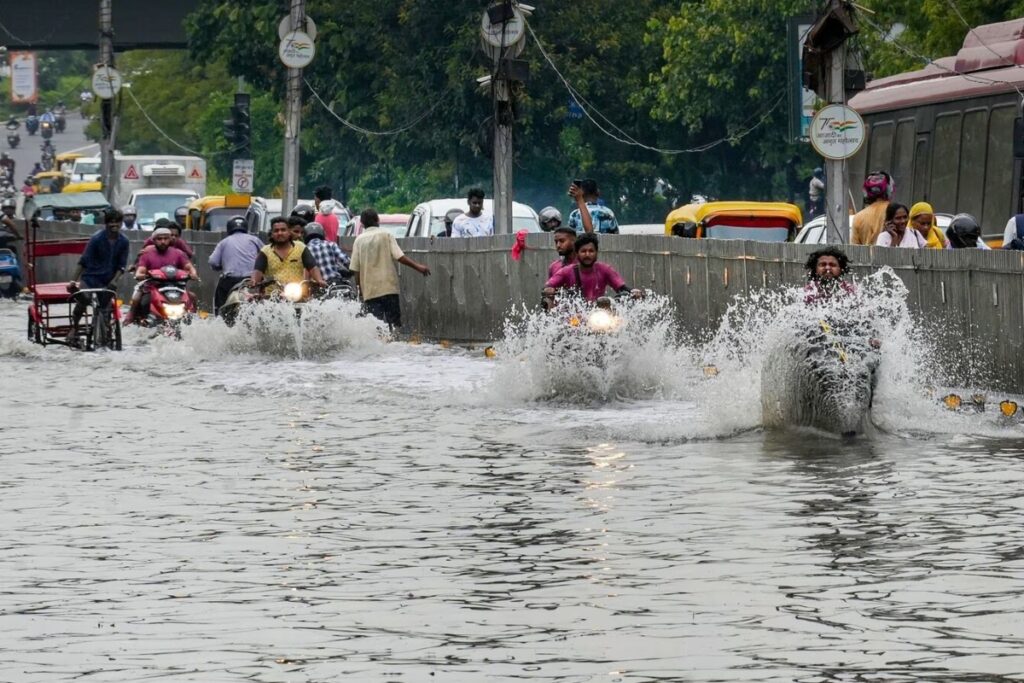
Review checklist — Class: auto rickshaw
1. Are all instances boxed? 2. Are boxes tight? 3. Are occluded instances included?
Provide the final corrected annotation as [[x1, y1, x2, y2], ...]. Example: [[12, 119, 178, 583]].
[[31, 191, 112, 223], [55, 152, 83, 177], [62, 180, 103, 194], [186, 194, 252, 231], [32, 171, 67, 195], [665, 201, 803, 242]]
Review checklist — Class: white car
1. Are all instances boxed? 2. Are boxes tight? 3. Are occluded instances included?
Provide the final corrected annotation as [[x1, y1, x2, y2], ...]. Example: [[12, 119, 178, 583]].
[[70, 156, 101, 183], [127, 188, 200, 229], [245, 197, 351, 235], [793, 213, 954, 245], [618, 223, 665, 235], [404, 198, 540, 237]]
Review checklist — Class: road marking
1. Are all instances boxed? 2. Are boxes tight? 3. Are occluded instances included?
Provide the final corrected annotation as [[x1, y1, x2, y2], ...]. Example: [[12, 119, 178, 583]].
[[64, 143, 100, 154]]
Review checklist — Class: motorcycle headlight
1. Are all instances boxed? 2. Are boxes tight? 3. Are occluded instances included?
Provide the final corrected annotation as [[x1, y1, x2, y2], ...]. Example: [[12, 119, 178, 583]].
[[162, 303, 186, 320], [283, 282, 305, 302], [586, 309, 618, 333]]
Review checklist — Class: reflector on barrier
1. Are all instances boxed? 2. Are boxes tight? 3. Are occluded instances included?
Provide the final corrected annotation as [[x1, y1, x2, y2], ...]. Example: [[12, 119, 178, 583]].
[[942, 394, 962, 411], [1000, 400, 1019, 417]]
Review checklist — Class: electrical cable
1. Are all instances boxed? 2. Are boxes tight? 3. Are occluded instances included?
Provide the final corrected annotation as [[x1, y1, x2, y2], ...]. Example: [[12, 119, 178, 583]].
[[525, 20, 787, 155], [944, 0, 1016, 66], [304, 78, 442, 136], [122, 86, 204, 156]]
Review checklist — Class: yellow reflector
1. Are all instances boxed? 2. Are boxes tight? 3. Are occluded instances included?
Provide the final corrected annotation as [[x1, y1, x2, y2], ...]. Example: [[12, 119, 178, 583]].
[[703, 365, 719, 378], [942, 394, 962, 410], [116, 299, 123, 307], [819, 320, 832, 334], [198, 311, 209, 320], [569, 316, 581, 327], [1000, 400, 1019, 417], [439, 340, 451, 349], [484, 346, 497, 359], [408, 334, 421, 345]]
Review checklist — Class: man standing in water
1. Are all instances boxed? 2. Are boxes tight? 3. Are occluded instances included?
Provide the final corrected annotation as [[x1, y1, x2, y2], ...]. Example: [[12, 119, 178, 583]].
[[349, 208, 431, 331]]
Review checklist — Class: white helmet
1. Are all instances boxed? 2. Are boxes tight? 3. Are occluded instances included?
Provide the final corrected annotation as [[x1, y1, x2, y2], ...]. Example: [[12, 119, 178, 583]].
[[122, 204, 138, 216]]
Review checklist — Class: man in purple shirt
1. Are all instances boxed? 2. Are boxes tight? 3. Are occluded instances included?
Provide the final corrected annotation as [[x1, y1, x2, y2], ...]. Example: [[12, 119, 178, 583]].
[[543, 234, 638, 307], [126, 227, 198, 324], [209, 215, 265, 315], [547, 225, 577, 279]]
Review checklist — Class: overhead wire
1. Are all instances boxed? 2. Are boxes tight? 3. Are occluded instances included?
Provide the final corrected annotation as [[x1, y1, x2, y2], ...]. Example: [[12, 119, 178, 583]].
[[304, 78, 442, 136], [944, 0, 1016, 66], [525, 20, 786, 155], [122, 86, 204, 156]]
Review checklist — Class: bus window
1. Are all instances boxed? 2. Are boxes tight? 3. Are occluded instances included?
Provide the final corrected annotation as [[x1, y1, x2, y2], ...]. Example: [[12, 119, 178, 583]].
[[930, 113, 962, 213], [913, 136, 931, 201], [958, 109, 987, 220], [892, 120, 915, 203], [983, 106, 1015, 234], [868, 122, 894, 173]]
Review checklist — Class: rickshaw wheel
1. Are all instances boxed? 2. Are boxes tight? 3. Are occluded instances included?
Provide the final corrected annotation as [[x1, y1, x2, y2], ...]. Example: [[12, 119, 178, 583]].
[[27, 313, 40, 344], [112, 320, 122, 351]]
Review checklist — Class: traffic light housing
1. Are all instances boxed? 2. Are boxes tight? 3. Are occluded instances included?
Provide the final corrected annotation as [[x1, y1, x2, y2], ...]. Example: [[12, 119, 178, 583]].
[[222, 93, 251, 157]]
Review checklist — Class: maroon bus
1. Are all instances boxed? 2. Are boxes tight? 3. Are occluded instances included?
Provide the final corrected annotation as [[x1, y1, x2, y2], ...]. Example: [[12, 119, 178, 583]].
[[849, 18, 1024, 242]]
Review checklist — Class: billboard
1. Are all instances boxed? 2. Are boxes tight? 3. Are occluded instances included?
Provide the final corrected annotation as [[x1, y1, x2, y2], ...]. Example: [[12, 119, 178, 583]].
[[0, 0, 202, 50], [9, 52, 38, 104]]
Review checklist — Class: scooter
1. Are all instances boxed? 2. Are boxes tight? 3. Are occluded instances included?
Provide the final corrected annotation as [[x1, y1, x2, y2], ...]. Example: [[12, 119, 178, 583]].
[[25, 115, 38, 136], [40, 121, 53, 140], [0, 237, 22, 298], [130, 266, 197, 338], [6, 132, 19, 149], [54, 112, 66, 133]]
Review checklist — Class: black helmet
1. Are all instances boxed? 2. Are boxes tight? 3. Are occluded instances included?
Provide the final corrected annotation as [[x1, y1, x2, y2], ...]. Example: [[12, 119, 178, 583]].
[[290, 203, 315, 224], [303, 222, 325, 242], [947, 213, 981, 249], [174, 205, 188, 225], [225, 215, 247, 234]]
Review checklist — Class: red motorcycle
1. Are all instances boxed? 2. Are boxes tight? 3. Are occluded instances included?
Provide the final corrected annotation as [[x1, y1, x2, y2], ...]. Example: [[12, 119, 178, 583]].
[[132, 265, 197, 337]]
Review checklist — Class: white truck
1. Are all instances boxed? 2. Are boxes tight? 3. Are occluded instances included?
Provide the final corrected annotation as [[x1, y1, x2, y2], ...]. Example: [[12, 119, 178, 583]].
[[109, 154, 207, 224]]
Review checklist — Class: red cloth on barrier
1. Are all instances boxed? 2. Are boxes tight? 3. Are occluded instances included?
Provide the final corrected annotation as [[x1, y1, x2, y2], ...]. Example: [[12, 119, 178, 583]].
[[511, 230, 528, 261]]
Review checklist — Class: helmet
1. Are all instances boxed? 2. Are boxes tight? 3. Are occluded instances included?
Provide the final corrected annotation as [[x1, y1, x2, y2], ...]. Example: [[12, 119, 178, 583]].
[[538, 206, 562, 227], [290, 203, 315, 224], [122, 204, 137, 216], [303, 222, 325, 242], [225, 215, 247, 234], [1, 197, 15, 209], [173, 205, 188, 224], [947, 213, 981, 248], [862, 171, 893, 202]]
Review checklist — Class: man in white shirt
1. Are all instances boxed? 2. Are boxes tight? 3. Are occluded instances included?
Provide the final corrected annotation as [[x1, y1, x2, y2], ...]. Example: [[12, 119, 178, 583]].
[[1001, 213, 1024, 249], [451, 188, 494, 237]]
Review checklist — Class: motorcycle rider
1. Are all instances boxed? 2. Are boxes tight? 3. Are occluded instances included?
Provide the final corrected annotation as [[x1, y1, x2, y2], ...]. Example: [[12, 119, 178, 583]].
[[946, 213, 991, 250], [126, 227, 198, 325], [543, 234, 639, 308], [0, 199, 23, 279], [251, 217, 326, 291], [140, 218, 194, 259], [40, 108, 56, 126], [303, 222, 351, 284], [121, 205, 139, 230], [538, 206, 563, 232], [803, 247, 856, 305], [287, 215, 306, 243], [173, 205, 189, 230], [209, 215, 264, 315], [5, 115, 18, 131], [548, 225, 578, 278]]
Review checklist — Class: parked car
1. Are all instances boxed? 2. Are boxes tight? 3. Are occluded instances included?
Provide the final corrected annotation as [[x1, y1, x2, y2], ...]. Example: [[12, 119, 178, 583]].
[[404, 199, 540, 237], [793, 213, 954, 245], [344, 213, 410, 238], [245, 197, 350, 235], [618, 223, 665, 235]]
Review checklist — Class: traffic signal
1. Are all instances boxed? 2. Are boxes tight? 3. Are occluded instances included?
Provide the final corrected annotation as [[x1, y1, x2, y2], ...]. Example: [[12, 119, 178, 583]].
[[222, 93, 251, 157]]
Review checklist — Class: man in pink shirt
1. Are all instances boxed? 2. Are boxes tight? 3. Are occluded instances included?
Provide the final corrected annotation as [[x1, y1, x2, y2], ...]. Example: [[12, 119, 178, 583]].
[[543, 234, 638, 307], [126, 227, 198, 324], [313, 185, 340, 243], [548, 225, 577, 279]]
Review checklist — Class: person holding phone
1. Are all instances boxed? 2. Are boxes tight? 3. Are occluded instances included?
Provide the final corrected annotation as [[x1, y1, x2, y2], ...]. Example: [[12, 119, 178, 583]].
[[568, 178, 618, 234], [875, 203, 924, 248]]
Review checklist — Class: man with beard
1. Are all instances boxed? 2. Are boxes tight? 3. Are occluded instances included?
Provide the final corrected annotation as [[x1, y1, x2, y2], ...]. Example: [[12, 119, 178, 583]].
[[548, 225, 577, 278], [125, 227, 198, 324], [542, 234, 639, 308], [803, 247, 856, 305], [251, 219, 326, 291]]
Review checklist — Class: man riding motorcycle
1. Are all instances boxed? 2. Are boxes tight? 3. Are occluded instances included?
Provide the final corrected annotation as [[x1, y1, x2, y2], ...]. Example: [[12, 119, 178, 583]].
[[548, 225, 577, 278], [251, 219, 326, 291], [303, 222, 351, 284], [542, 234, 639, 309], [803, 247, 857, 305], [209, 215, 264, 315], [126, 227, 198, 325]]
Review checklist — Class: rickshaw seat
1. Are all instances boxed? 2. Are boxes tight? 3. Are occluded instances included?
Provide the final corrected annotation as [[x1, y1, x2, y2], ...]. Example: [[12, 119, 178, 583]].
[[33, 283, 74, 302]]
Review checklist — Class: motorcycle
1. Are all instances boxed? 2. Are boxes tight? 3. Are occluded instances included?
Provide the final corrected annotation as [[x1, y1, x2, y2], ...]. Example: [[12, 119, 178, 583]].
[[219, 276, 355, 328], [6, 132, 19, 149], [0, 242, 21, 298], [54, 110, 66, 133], [25, 115, 38, 136], [131, 265, 197, 337], [40, 120, 54, 140], [761, 317, 880, 437], [40, 143, 55, 171]]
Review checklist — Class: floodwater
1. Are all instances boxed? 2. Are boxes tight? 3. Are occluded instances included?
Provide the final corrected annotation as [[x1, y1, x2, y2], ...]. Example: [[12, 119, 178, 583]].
[[2, 284, 1024, 682]]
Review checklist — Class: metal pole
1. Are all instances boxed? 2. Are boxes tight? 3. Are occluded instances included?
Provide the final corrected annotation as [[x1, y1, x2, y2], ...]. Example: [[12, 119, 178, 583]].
[[493, 78, 513, 235], [282, 0, 304, 212], [98, 0, 115, 200], [825, 42, 847, 244]]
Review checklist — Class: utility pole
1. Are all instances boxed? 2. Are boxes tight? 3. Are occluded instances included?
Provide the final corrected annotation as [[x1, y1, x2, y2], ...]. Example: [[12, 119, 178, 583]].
[[282, 0, 305, 213], [825, 42, 847, 244], [98, 0, 115, 199], [480, 2, 528, 235]]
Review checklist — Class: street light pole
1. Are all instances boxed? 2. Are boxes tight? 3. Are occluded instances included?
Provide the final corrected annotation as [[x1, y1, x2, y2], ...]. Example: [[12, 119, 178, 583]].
[[825, 42, 847, 244], [98, 0, 116, 199], [282, 0, 304, 213]]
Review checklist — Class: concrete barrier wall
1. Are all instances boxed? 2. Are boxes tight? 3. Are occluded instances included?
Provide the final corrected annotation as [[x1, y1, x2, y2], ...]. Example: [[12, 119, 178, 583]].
[[23, 221, 1024, 391]]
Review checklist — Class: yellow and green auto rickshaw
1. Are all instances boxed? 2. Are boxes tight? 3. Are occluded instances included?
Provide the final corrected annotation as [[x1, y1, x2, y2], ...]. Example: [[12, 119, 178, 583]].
[[665, 201, 803, 242]]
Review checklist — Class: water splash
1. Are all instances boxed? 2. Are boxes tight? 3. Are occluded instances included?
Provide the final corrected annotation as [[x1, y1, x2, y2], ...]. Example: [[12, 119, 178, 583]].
[[491, 293, 700, 403]]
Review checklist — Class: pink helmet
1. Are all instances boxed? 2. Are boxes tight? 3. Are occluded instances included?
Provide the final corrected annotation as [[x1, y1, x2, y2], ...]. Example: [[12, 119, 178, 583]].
[[863, 171, 893, 201]]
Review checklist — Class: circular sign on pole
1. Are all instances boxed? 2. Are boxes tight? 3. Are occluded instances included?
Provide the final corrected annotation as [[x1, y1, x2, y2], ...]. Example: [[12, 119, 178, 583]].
[[279, 30, 316, 69], [809, 104, 865, 160], [480, 34, 525, 62], [91, 65, 123, 100], [278, 15, 317, 42], [481, 7, 526, 48]]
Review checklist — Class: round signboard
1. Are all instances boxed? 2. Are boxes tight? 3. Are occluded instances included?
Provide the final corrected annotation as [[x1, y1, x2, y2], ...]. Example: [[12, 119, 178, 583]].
[[481, 6, 526, 48], [91, 65, 123, 100], [809, 104, 865, 160], [278, 15, 317, 42], [279, 30, 316, 69]]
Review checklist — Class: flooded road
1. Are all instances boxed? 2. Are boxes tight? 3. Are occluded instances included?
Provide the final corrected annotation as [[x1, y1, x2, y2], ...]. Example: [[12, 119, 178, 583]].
[[2, 297, 1024, 682]]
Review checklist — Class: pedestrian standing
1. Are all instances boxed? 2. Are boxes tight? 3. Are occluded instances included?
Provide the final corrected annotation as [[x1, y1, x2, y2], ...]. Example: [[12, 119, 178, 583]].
[[313, 185, 340, 243], [349, 208, 430, 332], [875, 203, 924, 248], [851, 171, 893, 245], [807, 168, 825, 219], [451, 188, 494, 237], [568, 179, 618, 234]]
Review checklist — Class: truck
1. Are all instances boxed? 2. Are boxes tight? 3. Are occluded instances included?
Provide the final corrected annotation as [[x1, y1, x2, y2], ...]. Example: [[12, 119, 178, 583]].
[[108, 154, 207, 218]]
